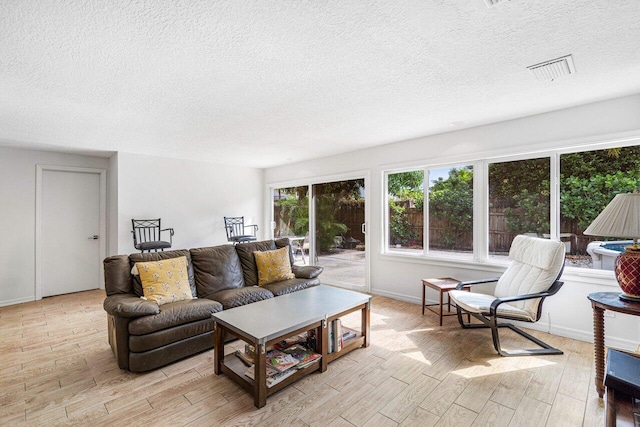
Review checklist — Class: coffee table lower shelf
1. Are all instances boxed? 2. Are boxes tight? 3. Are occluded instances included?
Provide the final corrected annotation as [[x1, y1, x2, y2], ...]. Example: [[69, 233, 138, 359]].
[[220, 354, 322, 397], [213, 292, 370, 408]]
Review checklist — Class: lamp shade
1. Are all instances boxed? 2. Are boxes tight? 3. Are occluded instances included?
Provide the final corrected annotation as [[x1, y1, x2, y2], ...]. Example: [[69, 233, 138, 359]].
[[584, 193, 640, 301], [583, 193, 640, 239]]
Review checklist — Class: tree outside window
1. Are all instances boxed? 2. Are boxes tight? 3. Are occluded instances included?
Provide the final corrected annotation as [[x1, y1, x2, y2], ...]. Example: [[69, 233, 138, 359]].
[[387, 171, 423, 251], [428, 167, 473, 253], [561, 146, 640, 268], [384, 143, 640, 270], [387, 166, 473, 255], [489, 158, 550, 256]]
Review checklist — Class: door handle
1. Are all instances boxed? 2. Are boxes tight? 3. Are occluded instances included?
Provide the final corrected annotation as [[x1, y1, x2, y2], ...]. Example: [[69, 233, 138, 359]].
[[361, 223, 366, 234], [88, 235, 99, 240]]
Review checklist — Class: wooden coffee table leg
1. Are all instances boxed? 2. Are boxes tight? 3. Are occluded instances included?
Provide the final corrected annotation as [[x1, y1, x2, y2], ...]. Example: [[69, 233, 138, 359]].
[[439, 290, 444, 326], [422, 283, 426, 315], [362, 302, 370, 348], [593, 306, 605, 398], [255, 342, 267, 408], [213, 322, 224, 375], [320, 320, 329, 372]]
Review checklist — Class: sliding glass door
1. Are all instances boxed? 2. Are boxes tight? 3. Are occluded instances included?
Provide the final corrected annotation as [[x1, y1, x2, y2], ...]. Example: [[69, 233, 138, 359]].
[[273, 186, 309, 265], [312, 179, 365, 290], [272, 177, 367, 291]]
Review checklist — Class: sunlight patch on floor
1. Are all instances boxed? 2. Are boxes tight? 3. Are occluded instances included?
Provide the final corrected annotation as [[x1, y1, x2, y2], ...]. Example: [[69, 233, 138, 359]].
[[451, 357, 556, 378], [404, 328, 436, 333], [401, 350, 434, 366]]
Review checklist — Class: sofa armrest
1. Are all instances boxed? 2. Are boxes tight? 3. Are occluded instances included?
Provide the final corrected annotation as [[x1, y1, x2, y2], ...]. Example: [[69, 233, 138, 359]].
[[292, 265, 323, 279], [103, 294, 159, 318]]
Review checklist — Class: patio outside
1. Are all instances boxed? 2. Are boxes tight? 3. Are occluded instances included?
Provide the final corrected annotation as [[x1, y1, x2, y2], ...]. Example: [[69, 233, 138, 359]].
[[294, 248, 365, 288]]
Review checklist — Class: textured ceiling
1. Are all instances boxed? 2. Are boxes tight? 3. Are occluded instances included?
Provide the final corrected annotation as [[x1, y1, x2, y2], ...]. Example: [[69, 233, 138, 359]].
[[1, 0, 640, 168]]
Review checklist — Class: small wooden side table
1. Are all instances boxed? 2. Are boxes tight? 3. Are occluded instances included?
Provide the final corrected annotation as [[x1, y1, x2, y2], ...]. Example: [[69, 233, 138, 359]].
[[587, 292, 640, 399], [422, 277, 470, 326]]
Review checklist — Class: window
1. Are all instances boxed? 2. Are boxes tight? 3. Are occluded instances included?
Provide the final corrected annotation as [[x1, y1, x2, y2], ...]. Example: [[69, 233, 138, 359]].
[[387, 170, 424, 253], [383, 140, 640, 271], [560, 146, 640, 269], [428, 166, 473, 257], [386, 165, 473, 257], [488, 158, 550, 259]]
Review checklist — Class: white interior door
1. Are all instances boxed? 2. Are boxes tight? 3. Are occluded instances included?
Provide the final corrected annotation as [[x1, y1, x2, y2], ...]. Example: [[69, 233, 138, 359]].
[[39, 169, 103, 297]]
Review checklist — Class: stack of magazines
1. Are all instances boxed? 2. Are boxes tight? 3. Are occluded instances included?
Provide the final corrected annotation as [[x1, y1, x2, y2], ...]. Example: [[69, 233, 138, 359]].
[[239, 340, 322, 388]]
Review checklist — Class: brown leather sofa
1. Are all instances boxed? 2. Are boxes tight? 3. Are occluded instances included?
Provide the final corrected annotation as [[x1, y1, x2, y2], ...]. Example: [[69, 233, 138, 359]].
[[103, 238, 322, 373]]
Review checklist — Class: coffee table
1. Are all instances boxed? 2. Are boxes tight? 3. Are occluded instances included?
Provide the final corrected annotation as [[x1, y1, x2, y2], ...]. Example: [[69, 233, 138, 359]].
[[212, 285, 371, 408]]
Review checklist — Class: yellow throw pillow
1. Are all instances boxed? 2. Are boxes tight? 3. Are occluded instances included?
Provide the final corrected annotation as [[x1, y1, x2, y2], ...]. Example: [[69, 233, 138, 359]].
[[254, 246, 295, 286], [136, 256, 193, 305]]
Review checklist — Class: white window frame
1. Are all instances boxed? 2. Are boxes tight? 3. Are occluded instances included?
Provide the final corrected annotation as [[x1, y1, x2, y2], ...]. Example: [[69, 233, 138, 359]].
[[381, 135, 640, 279], [384, 162, 477, 261]]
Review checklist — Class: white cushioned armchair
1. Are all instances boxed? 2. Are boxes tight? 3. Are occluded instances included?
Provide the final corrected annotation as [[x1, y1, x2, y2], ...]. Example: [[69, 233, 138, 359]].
[[449, 235, 566, 356]]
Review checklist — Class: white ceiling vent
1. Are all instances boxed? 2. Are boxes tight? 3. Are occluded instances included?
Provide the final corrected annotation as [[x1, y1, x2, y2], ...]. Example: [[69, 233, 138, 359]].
[[484, 0, 510, 7], [527, 55, 576, 81]]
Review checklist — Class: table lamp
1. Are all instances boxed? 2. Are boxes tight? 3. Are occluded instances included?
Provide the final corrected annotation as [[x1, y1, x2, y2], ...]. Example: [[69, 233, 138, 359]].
[[584, 192, 640, 301]]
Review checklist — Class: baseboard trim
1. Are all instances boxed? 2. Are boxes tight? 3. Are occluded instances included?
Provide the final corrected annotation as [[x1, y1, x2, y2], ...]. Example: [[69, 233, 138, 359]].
[[512, 320, 639, 352], [370, 288, 639, 351], [0, 296, 35, 308], [371, 288, 424, 305]]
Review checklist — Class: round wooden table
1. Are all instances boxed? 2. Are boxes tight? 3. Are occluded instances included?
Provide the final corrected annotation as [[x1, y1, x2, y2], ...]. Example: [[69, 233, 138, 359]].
[[587, 291, 640, 398]]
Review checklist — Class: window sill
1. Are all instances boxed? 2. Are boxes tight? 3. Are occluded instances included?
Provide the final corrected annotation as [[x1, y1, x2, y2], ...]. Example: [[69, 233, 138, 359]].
[[561, 266, 618, 287], [379, 251, 620, 288], [379, 251, 507, 274]]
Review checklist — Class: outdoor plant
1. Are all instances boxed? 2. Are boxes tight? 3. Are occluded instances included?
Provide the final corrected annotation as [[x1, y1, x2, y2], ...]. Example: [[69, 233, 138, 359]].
[[275, 181, 361, 254], [561, 171, 640, 231], [315, 194, 348, 253], [389, 202, 415, 246], [504, 186, 550, 236], [388, 171, 423, 247], [429, 167, 473, 249], [275, 192, 309, 237]]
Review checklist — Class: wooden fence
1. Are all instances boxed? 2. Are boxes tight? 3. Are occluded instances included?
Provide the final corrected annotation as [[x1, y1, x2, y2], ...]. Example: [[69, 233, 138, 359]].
[[395, 207, 595, 254], [336, 204, 365, 243], [277, 201, 597, 254], [273, 202, 365, 244]]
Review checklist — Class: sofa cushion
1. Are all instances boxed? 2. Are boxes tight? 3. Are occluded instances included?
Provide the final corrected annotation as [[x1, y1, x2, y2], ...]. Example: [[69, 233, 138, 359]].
[[254, 246, 295, 286], [104, 255, 135, 295], [235, 240, 277, 287], [128, 298, 223, 335], [263, 277, 321, 296], [129, 250, 196, 297], [136, 256, 193, 306], [129, 318, 214, 352], [292, 265, 323, 279], [129, 333, 213, 373], [190, 245, 245, 298], [208, 286, 274, 309], [103, 294, 160, 318]]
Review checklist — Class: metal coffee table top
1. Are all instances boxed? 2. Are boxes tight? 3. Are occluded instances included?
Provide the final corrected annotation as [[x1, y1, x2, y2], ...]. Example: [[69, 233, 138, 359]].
[[212, 284, 371, 343]]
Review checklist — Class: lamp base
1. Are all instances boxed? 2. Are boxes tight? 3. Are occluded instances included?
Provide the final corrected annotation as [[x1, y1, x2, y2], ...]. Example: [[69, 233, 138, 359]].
[[614, 250, 640, 301], [619, 293, 640, 302]]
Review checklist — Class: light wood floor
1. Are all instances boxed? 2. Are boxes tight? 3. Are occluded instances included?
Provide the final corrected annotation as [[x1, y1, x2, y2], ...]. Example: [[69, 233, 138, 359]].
[[0, 290, 604, 426]]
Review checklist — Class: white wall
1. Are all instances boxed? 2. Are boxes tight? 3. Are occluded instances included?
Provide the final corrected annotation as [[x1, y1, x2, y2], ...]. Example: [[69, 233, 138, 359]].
[[116, 152, 264, 254], [0, 147, 109, 306], [108, 153, 119, 255], [265, 94, 640, 350], [0, 147, 263, 306]]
